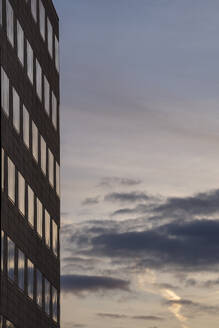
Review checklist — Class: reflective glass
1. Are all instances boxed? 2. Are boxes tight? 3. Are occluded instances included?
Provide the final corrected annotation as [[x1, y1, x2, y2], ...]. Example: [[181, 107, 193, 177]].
[[44, 76, 50, 115], [56, 162, 60, 197], [18, 172, 25, 216], [1, 67, 10, 116], [36, 269, 43, 307], [27, 259, 34, 299], [30, 0, 37, 22], [48, 149, 54, 187], [47, 18, 53, 58], [28, 185, 34, 226], [23, 105, 30, 148], [27, 41, 33, 84], [17, 21, 24, 65], [36, 59, 42, 101], [55, 36, 59, 72], [6, 0, 14, 46], [7, 237, 15, 281], [52, 286, 58, 322], [52, 221, 58, 257], [45, 278, 51, 315], [39, 0, 45, 40], [18, 249, 25, 290], [41, 136, 46, 175], [1, 230, 4, 271], [13, 88, 20, 133], [37, 198, 43, 237], [45, 210, 50, 248], [32, 121, 38, 162], [2, 149, 4, 190], [8, 157, 15, 203], [52, 92, 57, 130]]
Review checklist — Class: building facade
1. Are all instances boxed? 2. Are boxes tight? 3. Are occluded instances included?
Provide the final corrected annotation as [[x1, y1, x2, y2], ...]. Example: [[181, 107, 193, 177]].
[[0, 0, 60, 327]]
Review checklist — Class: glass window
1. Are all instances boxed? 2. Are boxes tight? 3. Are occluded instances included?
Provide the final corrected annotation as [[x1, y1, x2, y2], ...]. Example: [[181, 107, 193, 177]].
[[2, 149, 4, 191], [1, 67, 10, 116], [47, 18, 53, 58], [36, 269, 43, 307], [17, 21, 24, 66], [44, 278, 51, 315], [28, 185, 34, 226], [45, 210, 50, 248], [8, 157, 15, 204], [52, 220, 58, 257], [40, 136, 46, 175], [7, 237, 15, 281], [56, 162, 60, 197], [52, 286, 58, 322], [18, 249, 25, 290], [1, 230, 4, 271], [27, 41, 33, 84], [55, 36, 59, 72], [36, 59, 42, 101], [52, 92, 57, 130], [27, 259, 34, 299], [44, 76, 50, 115], [37, 198, 43, 237], [30, 0, 37, 22], [18, 172, 25, 216], [6, 0, 14, 46], [32, 121, 38, 162], [48, 149, 54, 187], [13, 88, 20, 133], [39, 0, 45, 40], [23, 105, 30, 148]]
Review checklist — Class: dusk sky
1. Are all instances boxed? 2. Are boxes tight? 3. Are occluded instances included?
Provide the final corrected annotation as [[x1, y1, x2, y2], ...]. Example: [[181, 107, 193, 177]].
[[53, 1, 219, 327]]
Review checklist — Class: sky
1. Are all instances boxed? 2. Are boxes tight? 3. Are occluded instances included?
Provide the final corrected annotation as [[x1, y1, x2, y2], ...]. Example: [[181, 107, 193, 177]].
[[53, 1, 219, 327]]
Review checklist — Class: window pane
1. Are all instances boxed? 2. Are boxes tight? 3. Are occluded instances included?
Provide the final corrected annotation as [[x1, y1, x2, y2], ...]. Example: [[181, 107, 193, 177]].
[[23, 105, 30, 148], [18, 249, 25, 290], [45, 210, 50, 248], [27, 41, 33, 84], [13, 88, 20, 133], [37, 198, 43, 237], [52, 92, 57, 130], [32, 121, 38, 162], [1, 231, 4, 271], [39, 0, 45, 40], [6, 0, 14, 46], [7, 237, 15, 281], [52, 220, 58, 257], [44, 278, 51, 315], [41, 136, 46, 175], [48, 149, 54, 187], [36, 59, 42, 101], [27, 259, 34, 299], [1, 67, 10, 116], [17, 21, 24, 65], [52, 286, 58, 322], [36, 269, 43, 307], [30, 0, 37, 22], [44, 76, 50, 115], [28, 185, 34, 226], [56, 162, 60, 197], [47, 18, 53, 58], [2, 149, 4, 191], [8, 157, 15, 203], [55, 36, 59, 72], [18, 172, 25, 216]]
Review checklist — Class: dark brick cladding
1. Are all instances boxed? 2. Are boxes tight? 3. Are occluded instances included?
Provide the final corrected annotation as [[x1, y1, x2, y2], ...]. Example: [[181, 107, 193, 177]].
[[1, 0, 60, 327]]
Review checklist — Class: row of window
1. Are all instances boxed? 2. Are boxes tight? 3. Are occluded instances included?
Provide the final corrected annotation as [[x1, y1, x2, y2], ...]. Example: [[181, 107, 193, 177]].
[[1, 66, 60, 196], [0, 0, 59, 71], [1, 230, 59, 323], [0, 316, 15, 328], [2, 149, 59, 257], [0, 0, 59, 131]]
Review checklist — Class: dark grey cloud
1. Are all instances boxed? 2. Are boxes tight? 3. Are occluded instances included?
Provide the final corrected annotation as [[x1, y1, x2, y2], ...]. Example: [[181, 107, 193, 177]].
[[82, 196, 100, 206], [165, 299, 219, 314], [105, 192, 150, 203], [92, 219, 219, 271], [97, 313, 164, 321], [61, 274, 130, 294], [99, 177, 142, 188]]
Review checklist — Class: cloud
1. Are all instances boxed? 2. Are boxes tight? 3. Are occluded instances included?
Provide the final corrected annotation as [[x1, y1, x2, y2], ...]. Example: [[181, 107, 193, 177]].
[[105, 191, 150, 203], [165, 298, 219, 314], [97, 313, 164, 321], [92, 219, 219, 271], [82, 196, 100, 206], [99, 177, 142, 188], [61, 274, 130, 294]]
